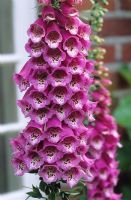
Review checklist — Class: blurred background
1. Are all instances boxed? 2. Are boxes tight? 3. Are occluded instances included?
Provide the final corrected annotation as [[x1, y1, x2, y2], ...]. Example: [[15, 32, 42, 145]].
[[0, 0, 131, 199]]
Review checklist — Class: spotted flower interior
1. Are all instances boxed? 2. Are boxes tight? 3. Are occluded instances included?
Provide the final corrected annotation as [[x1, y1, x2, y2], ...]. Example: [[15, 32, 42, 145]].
[[11, 2, 95, 188]]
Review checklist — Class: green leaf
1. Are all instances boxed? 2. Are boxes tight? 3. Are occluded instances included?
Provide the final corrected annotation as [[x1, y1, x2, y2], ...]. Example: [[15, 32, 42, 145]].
[[117, 141, 131, 171], [60, 191, 70, 200], [26, 186, 42, 199], [45, 186, 51, 195], [80, 194, 86, 200], [127, 128, 131, 140], [83, 118, 89, 126], [122, 186, 131, 200], [39, 181, 47, 192], [27, 191, 42, 199], [48, 192, 55, 200], [119, 64, 131, 85], [100, 0, 108, 5], [113, 95, 131, 128]]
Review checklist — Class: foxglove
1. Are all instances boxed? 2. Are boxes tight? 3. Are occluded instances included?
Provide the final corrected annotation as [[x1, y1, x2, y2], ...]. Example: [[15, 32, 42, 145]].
[[11, 1, 95, 189], [87, 65, 122, 200]]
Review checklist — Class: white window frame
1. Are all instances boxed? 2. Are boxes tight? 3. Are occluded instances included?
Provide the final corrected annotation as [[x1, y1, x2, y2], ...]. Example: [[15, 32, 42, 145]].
[[0, 0, 39, 199]]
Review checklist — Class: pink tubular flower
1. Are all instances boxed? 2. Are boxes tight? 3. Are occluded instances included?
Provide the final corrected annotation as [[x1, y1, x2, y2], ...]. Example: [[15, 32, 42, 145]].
[[27, 88, 50, 109], [68, 56, 86, 75], [78, 22, 91, 40], [41, 141, 62, 163], [31, 107, 52, 125], [12, 155, 28, 176], [37, 0, 51, 5], [60, 2, 78, 17], [30, 56, 48, 70], [59, 135, 77, 153], [67, 0, 82, 5], [30, 69, 49, 92], [13, 61, 32, 92], [63, 167, 81, 188], [17, 99, 33, 118], [50, 86, 70, 105], [27, 19, 45, 43], [23, 122, 43, 146], [39, 165, 60, 184], [63, 33, 80, 57], [10, 134, 25, 156], [11, 1, 96, 189], [44, 47, 66, 67], [25, 151, 44, 170], [53, 103, 72, 121], [50, 67, 71, 87], [87, 65, 121, 199], [42, 6, 56, 21], [25, 39, 45, 58], [65, 17, 80, 35], [57, 13, 80, 35], [45, 22, 62, 48], [58, 153, 79, 170], [45, 127, 63, 143]]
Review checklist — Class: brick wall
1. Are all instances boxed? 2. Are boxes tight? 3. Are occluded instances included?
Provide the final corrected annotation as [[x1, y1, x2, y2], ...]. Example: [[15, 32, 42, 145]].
[[79, 0, 131, 92]]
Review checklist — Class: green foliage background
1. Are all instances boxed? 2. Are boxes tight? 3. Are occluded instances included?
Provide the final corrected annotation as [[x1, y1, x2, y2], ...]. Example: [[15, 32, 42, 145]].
[[113, 65, 131, 200]]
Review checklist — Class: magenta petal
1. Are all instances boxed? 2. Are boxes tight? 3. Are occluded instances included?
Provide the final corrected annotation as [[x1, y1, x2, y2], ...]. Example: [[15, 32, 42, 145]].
[[58, 153, 79, 170], [50, 86, 70, 105], [42, 6, 56, 21], [80, 39, 91, 56], [68, 56, 86, 75], [30, 69, 49, 92], [50, 67, 71, 87], [14, 74, 30, 92], [31, 56, 48, 70], [45, 127, 63, 143], [78, 133, 88, 146], [56, 11, 79, 35], [26, 151, 44, 170], [38, 165, 61, 184], [13, 60, 32, 92], [59, 136, 77, 153], [10, 134, 25, 156], [23, 122, 43, 146], [45, 22, 62, 48], [65, 17, 80, 35], [53, 104, 72, 121], [78, 22, 91, 40], [65, 110, 83, 129], [27, 18, 45, 43], [41, 142, 62, 163], [12, 155, 28, 176], [37, 0, 51, 5], [69, 74, 85, 92], [46, 117, 62, 129], [60, 3, 79, 17], [28, 89, 50, 109], [63, 167, 81, 188], [25, 39, 45, 58], [31, 108, 52, 125], [69, 91, 87, 110], [44, 47, 66, 68], [90, 134, 104, 151], [17, 100, 32, 118], [67, 0, 83, 5], [63, 33, 81, 57]]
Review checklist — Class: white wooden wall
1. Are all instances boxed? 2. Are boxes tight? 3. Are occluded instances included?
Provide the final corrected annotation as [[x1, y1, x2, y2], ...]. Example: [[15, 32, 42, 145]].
[[0, 0, 40, 199]]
